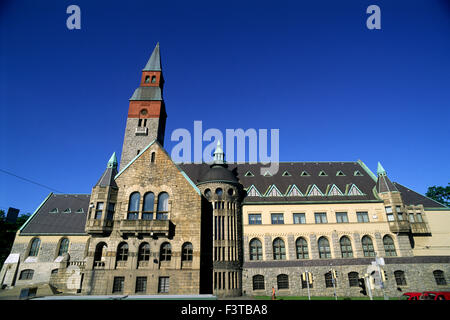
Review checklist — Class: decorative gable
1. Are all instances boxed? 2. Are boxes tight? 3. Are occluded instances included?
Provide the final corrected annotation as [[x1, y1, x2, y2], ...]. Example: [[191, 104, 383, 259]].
[[246, 185, 262, 197], [328, 184, 344, 196], [347, 184, 364, 196], [286, 184, 303, 197], [265, 185, 283, 197], [307, 184, 324, 196]]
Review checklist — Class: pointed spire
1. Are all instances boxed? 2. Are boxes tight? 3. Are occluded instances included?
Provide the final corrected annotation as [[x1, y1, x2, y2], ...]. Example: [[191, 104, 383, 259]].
[[213, 140, 225, 165], [143, 42, 161, 71], [107, 152, 118, 169], [377, 162, 386, 176]]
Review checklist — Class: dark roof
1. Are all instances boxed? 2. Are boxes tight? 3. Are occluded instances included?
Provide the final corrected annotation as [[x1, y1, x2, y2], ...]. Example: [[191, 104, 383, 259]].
[[180, 162, 379, 203], [377, 174, 399, 193], [95, 167, 118, 188], [198, 164, 239, 184], [394, 183, 448, 209], [20, 194, 89, 235]]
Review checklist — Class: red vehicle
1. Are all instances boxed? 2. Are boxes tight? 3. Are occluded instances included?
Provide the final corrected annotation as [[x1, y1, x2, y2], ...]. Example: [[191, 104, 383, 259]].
[[400, 292, 422, 300], [420, 291, 450, 300]]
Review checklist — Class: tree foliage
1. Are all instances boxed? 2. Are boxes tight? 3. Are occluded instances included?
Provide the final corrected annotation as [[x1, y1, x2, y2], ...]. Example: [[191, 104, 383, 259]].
[[425, 184, 450, 207], [0, 210, 31, 270]]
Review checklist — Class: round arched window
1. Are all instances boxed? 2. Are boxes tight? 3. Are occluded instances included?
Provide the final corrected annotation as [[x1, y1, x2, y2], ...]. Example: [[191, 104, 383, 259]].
[[215, 188, 223, 196], [228, 188, 234, 196], [204, 189, 212, 197], [140, 109, 148, 116]]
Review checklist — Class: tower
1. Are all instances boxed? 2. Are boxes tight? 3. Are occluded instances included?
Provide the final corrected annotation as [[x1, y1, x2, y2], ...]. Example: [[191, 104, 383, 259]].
[[119, 43, 167, 170], [196, 141, 243, 297]]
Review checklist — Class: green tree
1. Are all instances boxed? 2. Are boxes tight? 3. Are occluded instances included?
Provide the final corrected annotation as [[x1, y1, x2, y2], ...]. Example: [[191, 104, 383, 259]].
[[426, 184, 450, 207], [0, 211, 31, 270]]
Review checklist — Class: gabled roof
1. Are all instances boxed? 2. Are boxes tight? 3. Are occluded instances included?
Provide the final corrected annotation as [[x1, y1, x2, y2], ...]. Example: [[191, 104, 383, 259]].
[[394, 182, 448, 209], [20, 193, 90, 235], [179, 161, 380, 204]]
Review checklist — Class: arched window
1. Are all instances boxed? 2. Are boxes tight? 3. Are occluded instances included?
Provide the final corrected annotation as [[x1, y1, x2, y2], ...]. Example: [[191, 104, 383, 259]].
[[182, 242, 193, 261], [252, 275, 265, 290], [340, 236, 353, 258], [29, 238, 41, 257], [318, 237, 331, 259], [58, 238, 70, 256], [348, 272, 359, 287], [138, 243, 150, 262], [127, 192, 140, 220], [394, 270, 407, 286], [433, 270, 447, 285], [383, 235, 397, 256], [296, 237, 309, 259], [142, 192, 155, 220], [273, 238, 286, 260], [94, 242, 107, 262], [324, 272, 334, 288], [151, 152, 156, 163], [151, 75, 156, 83], [249, 238, 263, 261], [362, 235, 375, 257], [144, 75, 150, 83], [19, 269, 34, 280], [157, 192, 169, 220], [160, 242, 171, 261], [277, 274, 289, 289], [117, 242, 129, 261]]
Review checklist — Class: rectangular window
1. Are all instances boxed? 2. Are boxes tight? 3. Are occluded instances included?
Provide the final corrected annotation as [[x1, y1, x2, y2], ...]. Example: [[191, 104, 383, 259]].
[[127, 212, 138, 220], [336, 212, 348, 223], [385, 206, 392, 214], [396, 206, 402, 213], [293, 213, 306, 224], [112, 277, 124, 293], [135, 277, 147, 293], [416, 213, 423, 222], [95, 202, 103, 220], [158, 277, 169, 293], [248, 214, 262, 225], [387, 213, 395, 222], [357, 212, 369, 223], [271, 213, 284, 224], [409, 213, 415, 223], [106, 203, 115, 220], [315, 212, 327, 224]]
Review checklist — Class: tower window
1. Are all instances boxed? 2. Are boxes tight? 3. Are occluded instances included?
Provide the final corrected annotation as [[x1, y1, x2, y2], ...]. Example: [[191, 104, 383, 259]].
[[151, 75, 156, 83], [144, 76, 150, 83], [138, 119, 143, 127], [151, 152, 155, 163]]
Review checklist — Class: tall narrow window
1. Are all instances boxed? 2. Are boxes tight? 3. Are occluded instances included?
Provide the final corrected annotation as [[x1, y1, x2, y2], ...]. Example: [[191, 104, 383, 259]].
[[160, 242, 172, 261], [29, 238, 41, 257], [144, 75, 150, 83], [151, 75, 156, 83], [416, 213, 423, 222], [318, 237, 331, 258], [157, 192, 169, 220], [58, 238, 70, 256], [340, 236, 353, 258], [362, 236, 375, 257], [95, 202, 103, 220], [151, 152, 155, 163], [138, 243, 150, 262], [273, 238, 286, 260], [158, 277, 169, 293], [117, 242, 128, 261], [106, 203, 115, 220], [142, 192, 155, 220], [383, 235, 397, 256], [249, 238, 263, 261], [127, 192, 140, 220], [182, 242, 193, 261], [348, 272, 359, 287], [325, 272, 334, 288], [94, 242, 107, 263], [296, 237, 309, 259]]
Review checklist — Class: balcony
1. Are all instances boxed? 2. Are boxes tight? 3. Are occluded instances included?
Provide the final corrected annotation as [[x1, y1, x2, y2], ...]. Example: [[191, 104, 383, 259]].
[[86, 219, 113, 234], [388, 220, 411, 233], [135, 127, 148, 136], [119, 219, 170, 237], [410, 222, 431, 235]]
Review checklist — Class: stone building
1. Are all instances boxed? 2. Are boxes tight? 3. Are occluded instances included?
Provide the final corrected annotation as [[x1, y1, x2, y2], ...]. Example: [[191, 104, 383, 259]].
[[1, 43, 449, 299]]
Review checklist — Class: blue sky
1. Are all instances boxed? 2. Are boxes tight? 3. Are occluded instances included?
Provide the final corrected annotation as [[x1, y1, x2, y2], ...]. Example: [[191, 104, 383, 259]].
[[1, 0, 449, 215]]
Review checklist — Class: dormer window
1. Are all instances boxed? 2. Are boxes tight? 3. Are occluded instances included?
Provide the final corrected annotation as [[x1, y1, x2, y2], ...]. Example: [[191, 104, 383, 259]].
[[144, 76, 150, 83]]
